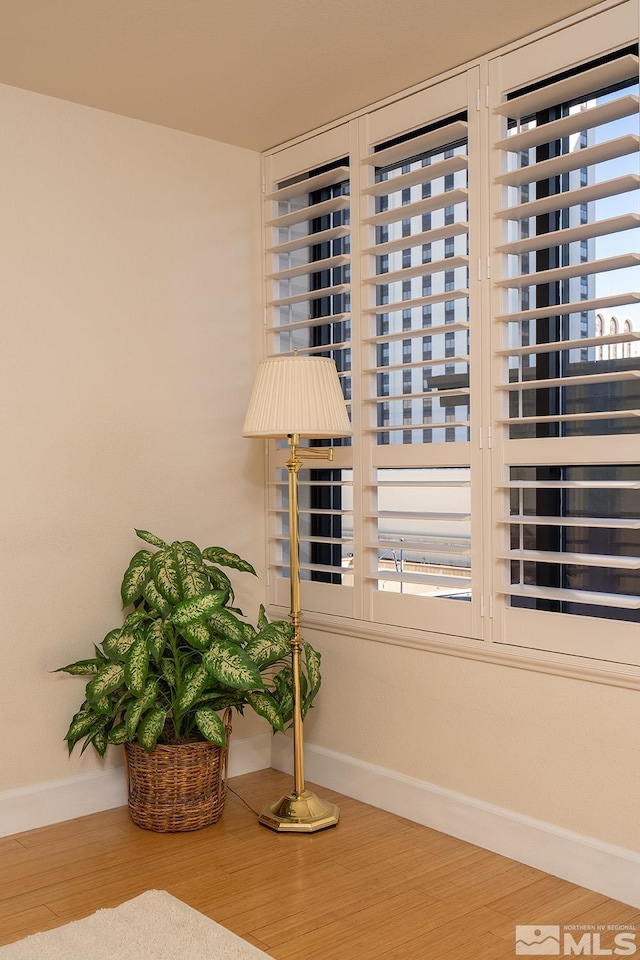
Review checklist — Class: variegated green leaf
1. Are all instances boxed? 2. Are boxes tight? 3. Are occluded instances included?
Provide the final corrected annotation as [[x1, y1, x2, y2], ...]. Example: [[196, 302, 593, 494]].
[[247, 691, 284, 732], [122, 607, 148, 630], [257, 604, 269, 631], [120, 550, 152, 606], [197, 692, 239, 710], [125, 698, 145, 739], [303, 642, 321, 700], [107, 721, 129, 744], [209, 608, 246, 646], [203, 640, 263, 691], [80, 718, 109, 756], [182, 567, 210, 599], [64, 706, 100, 750], [86, 663, 125, 703], [151, 549, 182, 605], [160, 657, 176, 687], [92, 696, 113, 716], [142, 578, 171, 616], [102, 630, 136, 660], [181, 540, 203, 565], [54, 658, 100, 676], [194, 707, 227, 746], [137, 708, 167, 753], [170, 591, 226, 628], [124, 634, 149, 696], [203, 564, 233, 601], [273, 665, 294, 725], [139, 677, 159, 709], [135, 529, 168, 549], [174, 665, 208, 715], [145, 619, 165, 663], [123, 675, 159, 739], [202, 547, 256, 576], [172, 542, 209, 599], [181, 622, 211, 650], [245, 621, 292, 667]]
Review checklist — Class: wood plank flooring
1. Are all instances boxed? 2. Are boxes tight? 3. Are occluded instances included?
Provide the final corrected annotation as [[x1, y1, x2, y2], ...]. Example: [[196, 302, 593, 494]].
[[1, 768, 637, 958]]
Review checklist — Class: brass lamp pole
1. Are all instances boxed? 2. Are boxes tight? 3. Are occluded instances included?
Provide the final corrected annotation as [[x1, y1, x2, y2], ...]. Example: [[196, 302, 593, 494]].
[[243, 356, 351, 832]]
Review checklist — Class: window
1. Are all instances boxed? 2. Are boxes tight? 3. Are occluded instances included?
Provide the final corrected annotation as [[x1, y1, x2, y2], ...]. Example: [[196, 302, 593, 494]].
[[263, 132, 354, 617], [490, 10, 640, 664], [262, 2, 640, 672]]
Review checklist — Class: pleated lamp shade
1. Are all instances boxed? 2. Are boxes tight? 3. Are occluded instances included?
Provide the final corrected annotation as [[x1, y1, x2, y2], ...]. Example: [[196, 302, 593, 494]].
[[243, 356, 352, 439]]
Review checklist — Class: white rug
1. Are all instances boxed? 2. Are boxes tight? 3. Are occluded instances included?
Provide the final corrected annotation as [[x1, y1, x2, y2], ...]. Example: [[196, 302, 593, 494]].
[[0, 890, 272, 959]]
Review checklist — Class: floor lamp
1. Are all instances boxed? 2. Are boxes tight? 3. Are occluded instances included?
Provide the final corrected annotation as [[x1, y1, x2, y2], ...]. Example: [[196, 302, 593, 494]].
[[243, 355, 352, 832]]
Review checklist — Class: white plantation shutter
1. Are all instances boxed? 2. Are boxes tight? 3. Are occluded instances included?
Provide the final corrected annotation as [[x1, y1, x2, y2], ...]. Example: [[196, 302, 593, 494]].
[[489, 13, 640, 662], [263, 132, 354, 617], [360, 72, 482, 638], [260, 1, 640, 671]]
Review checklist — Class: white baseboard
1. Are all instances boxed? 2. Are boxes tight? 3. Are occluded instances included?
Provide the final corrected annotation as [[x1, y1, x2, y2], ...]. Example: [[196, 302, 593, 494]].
[[0, 767, 128, 838], [0, 733, 272, 839], [271, 736, 640, 910]]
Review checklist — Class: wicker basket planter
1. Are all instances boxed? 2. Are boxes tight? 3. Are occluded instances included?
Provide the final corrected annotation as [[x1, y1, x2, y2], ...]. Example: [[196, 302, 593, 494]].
[[124, 713, 232, 833]]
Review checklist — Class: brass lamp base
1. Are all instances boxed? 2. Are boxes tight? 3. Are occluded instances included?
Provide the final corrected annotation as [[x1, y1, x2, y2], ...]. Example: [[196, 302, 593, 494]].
[[258, 790, 340, 833]]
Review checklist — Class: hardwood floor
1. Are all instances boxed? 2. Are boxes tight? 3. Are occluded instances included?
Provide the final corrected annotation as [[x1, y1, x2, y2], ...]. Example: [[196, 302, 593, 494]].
[[1, 768, 637, 958]]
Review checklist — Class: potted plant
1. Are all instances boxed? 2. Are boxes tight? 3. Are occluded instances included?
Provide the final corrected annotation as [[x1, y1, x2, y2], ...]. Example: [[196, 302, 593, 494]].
[[56, 529, 321, 831]]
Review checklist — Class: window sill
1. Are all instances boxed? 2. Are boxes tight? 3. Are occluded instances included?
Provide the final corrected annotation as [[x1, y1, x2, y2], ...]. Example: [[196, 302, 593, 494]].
[[268, 605, 640, 691]]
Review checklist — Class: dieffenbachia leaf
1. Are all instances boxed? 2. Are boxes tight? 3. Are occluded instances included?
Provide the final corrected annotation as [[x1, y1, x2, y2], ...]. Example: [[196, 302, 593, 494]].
[[86, 663, 125, 703], [124, 634, 149, 696], [124, 676, 160, 739], [54, 658, 100, 676], [170, 591, 227, 628], [160, 657, 176, 687], [137, 708, 167, 753], [92, 696, 113, 716], [181, 567, 210, 600], [173, 541, 209, 599], [303, 642, 321, 700], [64, 705, 100, 752], [203, 565, 233, 602], [246, 691, 284, 732], [257, 604, 269, 632], [181, 623, 211, 650], [245, 621, 292, 667], [173, 665, 209, 715], [122, 608, 148, 631], [107, 721, 129, 744], [202, 547, 256, 576], [151, 548, 182, 605], [120, 550, 152, 606], [142, 578, 172, 617], [194, 707, 227, 746], [135, 529, 168, 549], [90, 727, 109, 757], [273, 665, 294, 725], [145, 620, 165, 663], [102, 630, 136, 661], [209, 608, 246, 646], [181, 541, 203, 566], [203, 640, 263, 691]]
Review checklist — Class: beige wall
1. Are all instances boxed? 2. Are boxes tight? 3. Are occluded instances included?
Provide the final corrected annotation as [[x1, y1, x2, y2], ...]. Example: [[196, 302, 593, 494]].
[[303, 628, 640, 853], [0, 84, 266, 792], [2, 80, 636, 863]]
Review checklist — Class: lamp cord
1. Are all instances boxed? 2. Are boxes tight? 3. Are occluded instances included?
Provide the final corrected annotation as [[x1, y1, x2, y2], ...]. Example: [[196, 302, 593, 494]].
[[226, 783, 259, 817]]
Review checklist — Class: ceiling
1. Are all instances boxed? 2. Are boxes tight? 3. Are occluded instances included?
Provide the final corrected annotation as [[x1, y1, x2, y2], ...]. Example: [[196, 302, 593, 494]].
[[0, 0, 604, 152]]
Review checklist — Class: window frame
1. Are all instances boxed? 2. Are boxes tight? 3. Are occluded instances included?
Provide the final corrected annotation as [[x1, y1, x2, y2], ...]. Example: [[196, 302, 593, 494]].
[[260, 0, 640, 688]]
